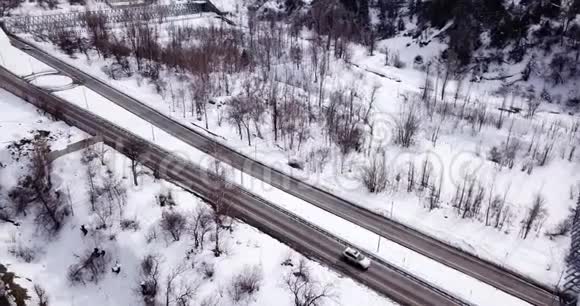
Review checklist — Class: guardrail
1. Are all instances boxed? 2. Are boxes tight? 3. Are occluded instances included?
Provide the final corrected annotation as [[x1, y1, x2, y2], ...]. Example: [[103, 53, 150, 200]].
[[0, 65, 469, 306], [4, 1, 219, 33]]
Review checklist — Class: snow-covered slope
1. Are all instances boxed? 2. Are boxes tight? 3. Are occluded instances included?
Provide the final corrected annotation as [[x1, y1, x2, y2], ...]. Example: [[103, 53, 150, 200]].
[[0, 88, 394, 306]]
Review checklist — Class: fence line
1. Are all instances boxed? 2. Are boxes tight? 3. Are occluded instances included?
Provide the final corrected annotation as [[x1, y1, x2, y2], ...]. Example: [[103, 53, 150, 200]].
[[5, 1, 220, 33]]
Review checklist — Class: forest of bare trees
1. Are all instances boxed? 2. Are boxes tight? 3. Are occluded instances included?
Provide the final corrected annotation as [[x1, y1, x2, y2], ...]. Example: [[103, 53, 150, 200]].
[[24, 0, 576, 244]]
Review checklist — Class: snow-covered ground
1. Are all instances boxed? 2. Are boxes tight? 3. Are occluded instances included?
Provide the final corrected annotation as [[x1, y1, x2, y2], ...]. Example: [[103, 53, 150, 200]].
[[11, 16, 573, 293], [0, 87, 395, 306], [1, 1, 575, 303], [0, 29, 536, 305], [9, 0, 108, 17], [52, 79, 530, 306]]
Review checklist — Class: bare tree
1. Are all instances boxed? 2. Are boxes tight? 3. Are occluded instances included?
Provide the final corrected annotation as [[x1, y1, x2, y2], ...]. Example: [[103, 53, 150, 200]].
[[226, 96, 253, 145], [0, 0, 21, 17], [520, 194, 548, 239], [407, 162, 416, 193], [419, 158, 433, 191], [453, 174, 485, 219], [427, 178, 442, 211], [360, 150, 388, 193], [526, 97, 541, 119], [9, 139, 69, 233], [67, 247, 110, 285], [163, 265, 196, 306], [394, 103, 420, 148], [85, 161, 98, 212], [189, 205, 214, 250], [101, 168, 127, 219], [34, 284, 49, 306], [160, 211, 187, 242], [126, 142, 146, 186], [421, 62, 433, 101], [139, 254, 162, 306], [284, 258, 336, 306], [208, 160, 231, 256]]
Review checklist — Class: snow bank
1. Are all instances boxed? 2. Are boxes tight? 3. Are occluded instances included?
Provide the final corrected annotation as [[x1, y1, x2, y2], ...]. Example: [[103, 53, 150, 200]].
[[30, 75, 73, 89], [0, 28, 9, 45], [0, 31, 55, 76], [0, 88, 394, 306], [50, 82, 530, 305]]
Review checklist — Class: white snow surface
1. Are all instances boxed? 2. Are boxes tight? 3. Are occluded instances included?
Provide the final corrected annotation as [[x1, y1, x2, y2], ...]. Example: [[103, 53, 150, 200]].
[[15, 24, 572, 290], [30, 74, 73, 89], [0, 6, 574, 303], [0, 88, 394, 306]]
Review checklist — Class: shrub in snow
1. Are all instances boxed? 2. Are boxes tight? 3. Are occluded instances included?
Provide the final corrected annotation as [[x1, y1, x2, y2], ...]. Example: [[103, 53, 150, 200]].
[[306, 148, 330, 173], [394, 105, 420, 148], [139, 254, 161, 306], [200, 261, 215, 280], [413, 55, 424, 69], [228, 265, 263, 303], [359, 151, 388, 193], [488, 139, 521, 169], [545, 214, 573, 239], [160, 211, 187, 242], [67, 247, 110, 285], [120, 218, 140, 231], [488, 146, 502, 164], [145, 227, 158, 244], [540, 88, 553, 103], [158, 190, 177, 207], [392, 52, 406, 69], [8, 243, 37, 263], [520, 194, 549, 239]]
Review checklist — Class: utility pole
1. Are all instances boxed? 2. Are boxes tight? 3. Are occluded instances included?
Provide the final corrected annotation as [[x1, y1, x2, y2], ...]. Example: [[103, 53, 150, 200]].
[[28, 57, 34, 75], [82, 87, 89, 109]]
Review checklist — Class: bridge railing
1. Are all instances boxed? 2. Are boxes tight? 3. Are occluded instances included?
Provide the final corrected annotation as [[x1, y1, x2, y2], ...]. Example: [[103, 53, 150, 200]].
[[4, 1, 220, 33]]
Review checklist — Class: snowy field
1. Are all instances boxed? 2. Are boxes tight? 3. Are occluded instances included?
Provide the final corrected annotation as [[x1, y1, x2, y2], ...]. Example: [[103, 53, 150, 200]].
[[0, 87, 395, 306], [0, 27, 534, 305], [11, 14, 575, 292], [1, 0, 575, 303]]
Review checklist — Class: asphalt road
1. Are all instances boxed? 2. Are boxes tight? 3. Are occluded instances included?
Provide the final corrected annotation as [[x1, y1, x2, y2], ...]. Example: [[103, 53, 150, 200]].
[[0, 65, 468, 306], [8, 36, 559, 306]]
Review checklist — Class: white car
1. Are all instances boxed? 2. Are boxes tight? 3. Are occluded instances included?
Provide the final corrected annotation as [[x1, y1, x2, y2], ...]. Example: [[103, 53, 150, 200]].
[[342, 247, 371, 270]]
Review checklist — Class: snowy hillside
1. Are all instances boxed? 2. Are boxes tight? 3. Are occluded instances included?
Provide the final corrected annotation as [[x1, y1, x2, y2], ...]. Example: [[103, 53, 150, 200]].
[[1, 0, 579, 304], [0, 88, 393, 306]]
